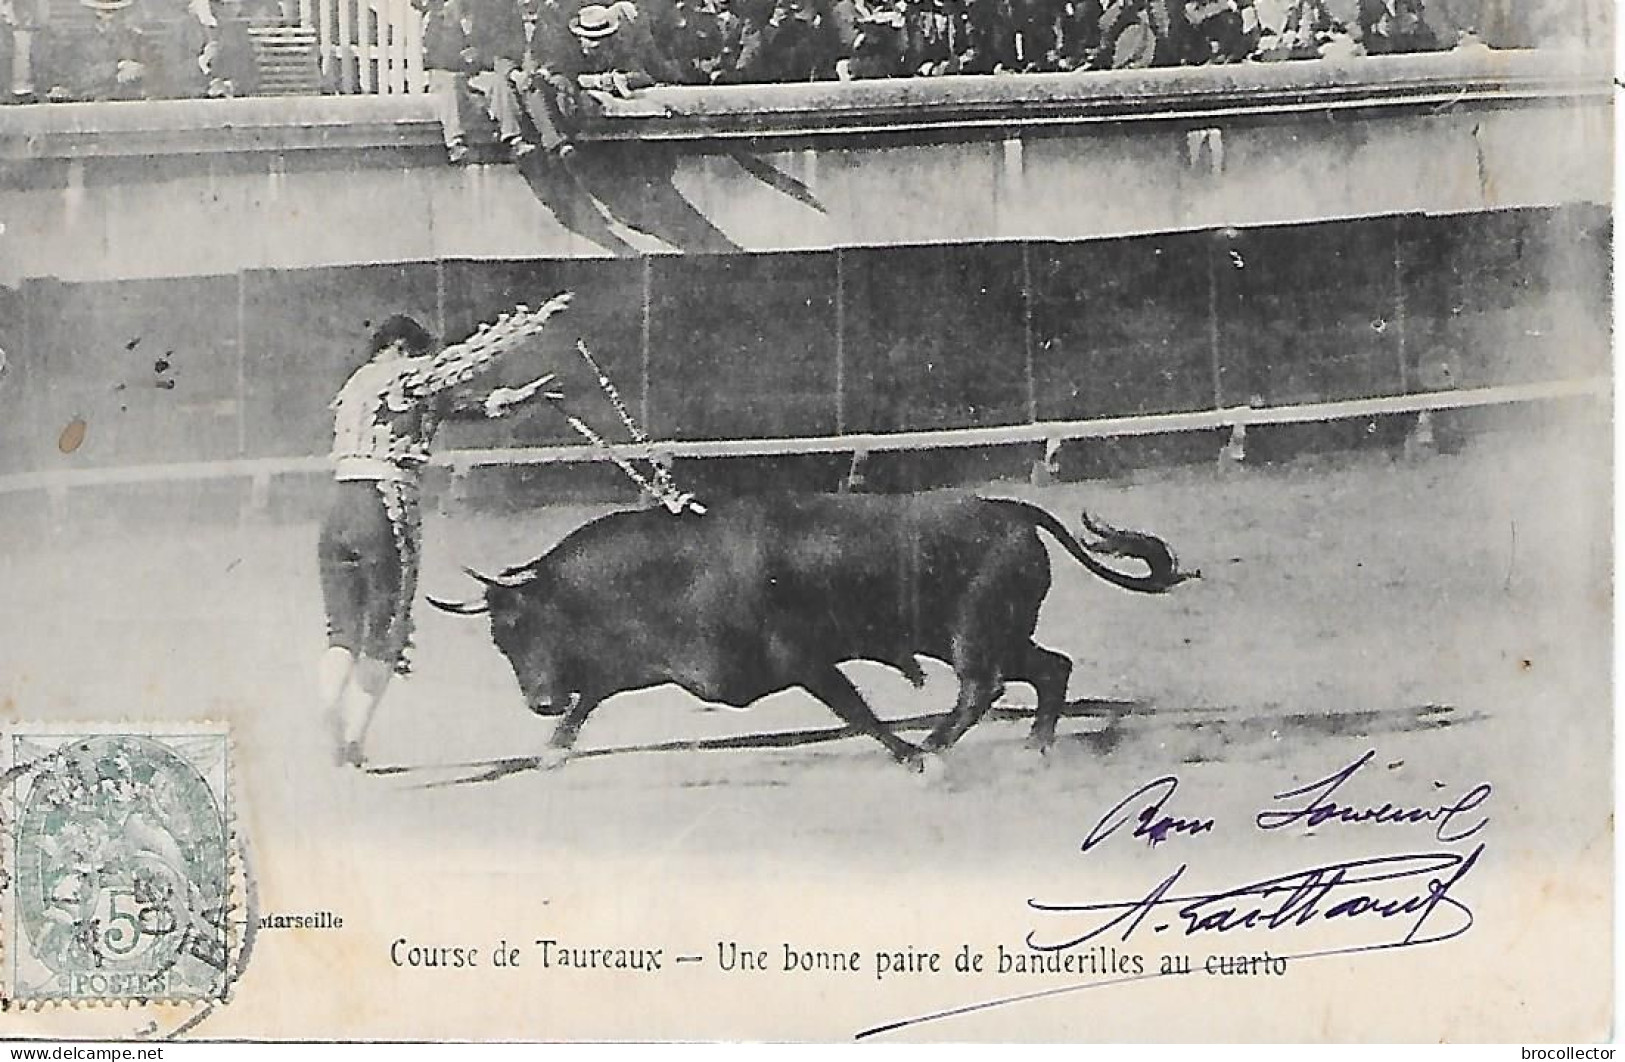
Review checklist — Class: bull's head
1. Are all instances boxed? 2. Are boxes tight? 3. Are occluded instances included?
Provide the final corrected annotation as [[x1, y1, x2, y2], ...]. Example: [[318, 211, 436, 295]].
[[428, 567, 572, 716]]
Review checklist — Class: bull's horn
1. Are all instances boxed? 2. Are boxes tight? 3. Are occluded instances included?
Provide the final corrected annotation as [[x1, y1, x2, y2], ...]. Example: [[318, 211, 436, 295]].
[[462, 565, 528, 589], [427, 595, 488, 615]]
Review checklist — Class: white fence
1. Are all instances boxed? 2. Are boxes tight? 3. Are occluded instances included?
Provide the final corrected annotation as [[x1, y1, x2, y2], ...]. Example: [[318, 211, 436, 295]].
[[0, 377, 1607, 511], [300, 0, 428, 95]]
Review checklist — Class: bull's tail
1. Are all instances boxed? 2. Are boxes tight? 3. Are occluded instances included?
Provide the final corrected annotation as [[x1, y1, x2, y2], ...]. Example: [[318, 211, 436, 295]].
[[1003, 500, 1199, 594]]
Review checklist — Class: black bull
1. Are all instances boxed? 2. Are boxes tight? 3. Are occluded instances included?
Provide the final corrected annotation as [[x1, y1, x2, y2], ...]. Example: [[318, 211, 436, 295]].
[[429, 493, 1197, 768]]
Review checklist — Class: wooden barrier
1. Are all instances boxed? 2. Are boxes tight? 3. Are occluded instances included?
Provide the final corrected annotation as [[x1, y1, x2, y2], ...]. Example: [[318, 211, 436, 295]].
[[0, 377, 1605, 505]]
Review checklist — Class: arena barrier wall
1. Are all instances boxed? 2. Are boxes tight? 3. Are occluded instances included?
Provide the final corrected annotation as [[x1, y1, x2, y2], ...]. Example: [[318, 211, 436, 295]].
[[0, 53, 1610, 505], [0, 49, 1609, 280], [0, 206, 1610, 506]]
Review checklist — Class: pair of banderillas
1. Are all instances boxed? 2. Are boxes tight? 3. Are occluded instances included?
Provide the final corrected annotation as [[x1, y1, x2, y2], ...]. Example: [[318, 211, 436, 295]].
[[512, 349, 706, 515], [445, 302, 703, 515]]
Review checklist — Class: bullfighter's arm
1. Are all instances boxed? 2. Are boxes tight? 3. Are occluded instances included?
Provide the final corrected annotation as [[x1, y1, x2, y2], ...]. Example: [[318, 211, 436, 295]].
[[485, 374, 565, 416], [439, 372, 563, 419], [402, 292, 573, 400]]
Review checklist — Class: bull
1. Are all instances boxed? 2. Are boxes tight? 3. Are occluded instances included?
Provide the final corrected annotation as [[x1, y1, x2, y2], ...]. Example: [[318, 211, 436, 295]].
[[428, 492, 1196, 769]]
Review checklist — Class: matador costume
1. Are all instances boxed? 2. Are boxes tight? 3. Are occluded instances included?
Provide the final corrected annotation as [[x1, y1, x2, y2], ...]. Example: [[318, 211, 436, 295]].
[[319, 316, 548, 677]]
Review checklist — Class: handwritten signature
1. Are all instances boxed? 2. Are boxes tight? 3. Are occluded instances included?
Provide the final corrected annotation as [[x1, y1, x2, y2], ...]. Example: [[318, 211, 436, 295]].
[[1080, 776, 1214, 852], [1064, 748, 1490, 951], [1027, 844, 1482, 952], [1082, 748, 1491, 852], [1256, 749, 1490, 843], [856, 749, 1493, 1040]]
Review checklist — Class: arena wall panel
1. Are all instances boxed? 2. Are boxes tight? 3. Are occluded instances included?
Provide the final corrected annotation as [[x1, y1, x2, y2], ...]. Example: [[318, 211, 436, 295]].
[[0, 207, 1607, 487]]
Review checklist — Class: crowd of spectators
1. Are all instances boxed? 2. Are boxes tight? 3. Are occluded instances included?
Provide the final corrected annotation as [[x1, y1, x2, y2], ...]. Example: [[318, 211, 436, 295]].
[[0, 0, 274, 102], [527, 0, 1484, 85], [421, 0, 1566, 163], [0, 0, 1592, 106]]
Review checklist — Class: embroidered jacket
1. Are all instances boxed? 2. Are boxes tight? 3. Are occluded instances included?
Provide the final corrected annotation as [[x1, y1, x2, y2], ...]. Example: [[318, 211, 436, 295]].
[[329, 295, 572, 484], [329, 357, 488, 483]]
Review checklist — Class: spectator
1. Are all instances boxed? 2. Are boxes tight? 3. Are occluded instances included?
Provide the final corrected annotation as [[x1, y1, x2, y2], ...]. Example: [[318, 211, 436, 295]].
[[1052, 0, 1103, 69], [50, 0, 154, 101], [1092, 0, 1167, 67], [665, 0, 740, 82], [1317, 17, 1364, 55], [2, 0, 45, 102], [559, 1, 684, 87], [837, 4, 907, 78], [178, 0, 258, 97], [455, 0, 529, 158], [516, 0, 584, 156], [1357, 0, 1436, 52], [957, 0, 1005, 67], [825, 0, 856, 51], [518, 1, 681, 161], [416, 0, 479, 160], [629, 0, 685, 54], [1177, 0, 1256, 61], [1416, 0, 1474, 45], [417, 0, 540, 160], [928, 0, 997, 75], [9, 0, 1517, 105], [902, 0, 956, 74], [526, 0, 575, 49], [731, 0, 839, 82], [1253, 0, 1331, 58], [1005, 0, 1064, 70]]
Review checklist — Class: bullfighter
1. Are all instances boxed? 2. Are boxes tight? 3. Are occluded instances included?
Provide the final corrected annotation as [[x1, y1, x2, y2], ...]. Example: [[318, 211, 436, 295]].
[[317, 296, 570, 768]]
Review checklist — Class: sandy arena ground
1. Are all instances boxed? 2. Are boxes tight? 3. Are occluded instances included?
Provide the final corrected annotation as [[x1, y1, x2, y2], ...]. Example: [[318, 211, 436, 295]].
[[0, 419, 1612, 1041]]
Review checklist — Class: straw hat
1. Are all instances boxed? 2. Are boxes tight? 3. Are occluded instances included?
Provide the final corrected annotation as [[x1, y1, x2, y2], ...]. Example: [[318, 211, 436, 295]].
[[569, 4, 623, 39]]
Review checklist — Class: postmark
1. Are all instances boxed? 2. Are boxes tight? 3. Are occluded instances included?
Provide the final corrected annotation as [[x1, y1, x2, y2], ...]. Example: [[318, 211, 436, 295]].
[[2, 723, 247, 1006]]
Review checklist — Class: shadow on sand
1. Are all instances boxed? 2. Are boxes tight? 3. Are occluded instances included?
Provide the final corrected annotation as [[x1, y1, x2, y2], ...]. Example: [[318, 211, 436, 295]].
[[367, 700, 1480, 788]]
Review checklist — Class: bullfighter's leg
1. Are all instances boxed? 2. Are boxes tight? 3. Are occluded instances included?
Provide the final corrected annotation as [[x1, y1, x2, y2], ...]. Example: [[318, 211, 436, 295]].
[[341, 650, 396, 769], [343, 657, 393, 766], [317, 501, 369, 761], [340, 519, 407, 768], [801, 665, 922, 766], [339, 483, 423, 768], [339, 655, 391, 768], [316, 554, 362, 726], [1009, 642, 1073, 752]]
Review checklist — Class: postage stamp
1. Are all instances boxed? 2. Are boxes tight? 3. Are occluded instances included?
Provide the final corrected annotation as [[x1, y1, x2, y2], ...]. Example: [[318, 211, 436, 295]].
[[2, 724, 237, 1004]]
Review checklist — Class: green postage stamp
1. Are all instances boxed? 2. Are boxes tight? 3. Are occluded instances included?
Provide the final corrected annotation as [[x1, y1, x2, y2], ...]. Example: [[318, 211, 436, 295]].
[[2, 724, 237, 1004]]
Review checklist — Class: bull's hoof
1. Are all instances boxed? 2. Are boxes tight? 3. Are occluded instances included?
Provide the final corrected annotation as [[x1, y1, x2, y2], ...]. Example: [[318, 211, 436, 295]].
[[903, 751, 949, 784], [1025, 733, 1057, 756], [538, 746, 572, 772], [338, 741, 366, 770]]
